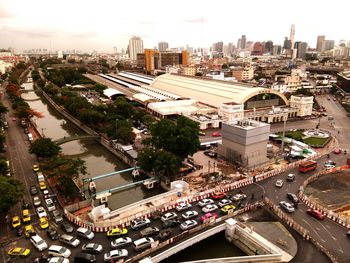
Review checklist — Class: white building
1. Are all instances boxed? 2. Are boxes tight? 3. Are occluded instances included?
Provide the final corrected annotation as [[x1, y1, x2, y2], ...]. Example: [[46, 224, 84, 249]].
[[0, 60, 12, 74], [289, 95, 314, 117], [129, 36, 144, 61]]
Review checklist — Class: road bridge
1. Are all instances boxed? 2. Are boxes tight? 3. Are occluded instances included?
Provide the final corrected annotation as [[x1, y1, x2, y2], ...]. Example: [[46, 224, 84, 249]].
[[53, 134, 100, 145]]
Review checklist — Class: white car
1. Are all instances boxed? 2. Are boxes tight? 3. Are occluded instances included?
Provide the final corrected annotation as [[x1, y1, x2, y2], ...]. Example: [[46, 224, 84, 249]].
[[33, 196, 41, 207], [279, 201, 295, 213], [324, 164, 335, 170], [232, 194, 247, 202], [176, 202, 192, 211], [198, 198, 214, 207], [104, 249, 128, 262], [77, 227, 94, 240], [161, 212, 178, 222], [111, 237, 132, 248], [286, 173, 295, 181], [180, 220, 198, 230], [218, 199, 232, 207], [48, 258, 69, 263], [182, 210, 198, 220], [30, 234, 48, 251], [131, 218, 151, 229], [45, 198, 56, 212], [59, 234, 80, 247], [202, 204, 218, 213], [48, 245, 71, 258], [36, 206, 47, 218], [275, 179, 284, 188]]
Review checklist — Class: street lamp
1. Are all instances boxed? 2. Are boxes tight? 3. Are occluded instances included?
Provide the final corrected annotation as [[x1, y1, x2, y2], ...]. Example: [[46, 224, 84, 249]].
[[280, 112, 288, 155]]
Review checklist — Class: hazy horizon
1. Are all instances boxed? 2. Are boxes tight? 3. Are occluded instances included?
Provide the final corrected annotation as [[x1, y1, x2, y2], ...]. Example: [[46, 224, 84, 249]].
[[0, 0, 349, 53]]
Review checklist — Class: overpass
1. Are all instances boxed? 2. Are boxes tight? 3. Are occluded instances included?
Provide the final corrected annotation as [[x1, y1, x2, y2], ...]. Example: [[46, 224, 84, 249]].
[[53, 134, 100, 145]]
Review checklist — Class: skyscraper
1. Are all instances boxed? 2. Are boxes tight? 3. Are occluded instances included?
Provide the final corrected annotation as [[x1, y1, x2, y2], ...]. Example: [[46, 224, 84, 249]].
[[323, 40, 335, 51], [289, 25, 296, 59], [316, 35, 325, 52], [295, 42, 308, 59], [128, 36, 144, 61], [237, 38, 241, 50], [158, 41, 169, 52], [241, 35, 246, 49]]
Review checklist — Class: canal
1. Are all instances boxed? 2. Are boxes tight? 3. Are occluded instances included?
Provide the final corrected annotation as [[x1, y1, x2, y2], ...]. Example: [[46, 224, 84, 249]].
[[21, 82, 163, 210]]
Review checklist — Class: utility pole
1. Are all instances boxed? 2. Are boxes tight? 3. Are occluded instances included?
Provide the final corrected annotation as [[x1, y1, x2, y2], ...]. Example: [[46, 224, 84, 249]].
[[281, 112, 288, 154]]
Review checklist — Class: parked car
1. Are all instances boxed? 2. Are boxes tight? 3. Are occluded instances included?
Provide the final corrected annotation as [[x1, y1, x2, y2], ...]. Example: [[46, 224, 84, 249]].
[[140, 227, 160, 237], [133, 237, 154, 252], [22, 200, 30, 209], [81, 243, 103, 254], [61, 222, 74, 233], [306, 209, 325, 220], [275, 179, 284, 188], [103, 249, 128, 262], [7, 247, 31, 258], [30, 234, 48, 252], [47, 227, 60, 240], [182, 210, 199, 220], [218, 199, 232, 207], [74, 252, 96, 263], [48, 245, 71, 258], [161, 212, 178, 222], [39, 217, 49, 229], [325, 160, 336, 166], [33, 196, 41, 207], [48, 257, 69, 263], [221, 205, 235, 215], [211, 131, 221, 137], [130, 218, 151, 230], [77, 227, 94, 240], [106, 227, 128, 237], [30, 185, 38, 195], [232, 194, 247, 202], [202, 204, 218, 213], [36, 207, 47, 218], [212, 192, 226, 199], [324, 164, 335, 170], [286, 173, 295, 181], [12, 216, 21, 228], [198, 198, 214, 207], [180, 220, 198, 230], [176, 202, 192, 211], [111, 237, 132, 249], [24, 225, 36, 238], [201, 212, 218, 222], [45, 198, 56, 212], [286, 193, 299, 204], [59, 234, 80, 247], [52, 210, 63, 223], [163, 219, 180, 229], [32, 165, 40, 172], [279, 201, 295, 213]]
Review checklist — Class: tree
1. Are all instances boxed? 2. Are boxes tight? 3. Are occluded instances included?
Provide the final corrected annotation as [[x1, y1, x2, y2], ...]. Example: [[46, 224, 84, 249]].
[[114, 98, 134, 119], [30, 138, 61, 158], [148, 116, 200, 159], [37, 79, 46, 88], [0, 156, 8, 175], [195, 72, 203, 77], [78, 109, 104, 126], [0, 102, 8, 114], [0, 176, 24, 213]]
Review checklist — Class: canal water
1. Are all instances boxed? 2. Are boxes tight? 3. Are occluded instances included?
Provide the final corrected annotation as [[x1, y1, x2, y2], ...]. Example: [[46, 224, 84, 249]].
[[22, 82, 163, 210]]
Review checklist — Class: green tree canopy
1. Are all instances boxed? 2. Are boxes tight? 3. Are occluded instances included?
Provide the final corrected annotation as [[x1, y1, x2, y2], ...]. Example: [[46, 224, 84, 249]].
[[30, 138, 61, 158], [0, 176, 24, 213], [0, 156, 8, 175], [0, 102, 8, 115], [114, 97, 134, 119]]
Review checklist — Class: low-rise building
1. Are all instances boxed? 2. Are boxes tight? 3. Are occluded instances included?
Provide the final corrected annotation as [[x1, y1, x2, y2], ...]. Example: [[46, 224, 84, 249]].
[[289, 95, 314, 117], [231, 66, 254, 81]]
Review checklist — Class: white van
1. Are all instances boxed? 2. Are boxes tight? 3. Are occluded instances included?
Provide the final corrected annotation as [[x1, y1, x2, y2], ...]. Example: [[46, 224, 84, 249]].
[[30, 234, 48, 251], [133, 237, 154, 251], [27, 133, 33, 142]]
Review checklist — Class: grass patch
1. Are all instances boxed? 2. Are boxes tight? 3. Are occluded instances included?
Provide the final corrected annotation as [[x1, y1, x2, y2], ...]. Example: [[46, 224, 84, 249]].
[[276, 130, 304, 141], [303, 137, 329, 147]]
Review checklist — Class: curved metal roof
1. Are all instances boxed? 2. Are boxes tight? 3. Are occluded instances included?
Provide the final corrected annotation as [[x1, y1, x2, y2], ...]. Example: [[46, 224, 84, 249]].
[[151, 74, 289, 107]]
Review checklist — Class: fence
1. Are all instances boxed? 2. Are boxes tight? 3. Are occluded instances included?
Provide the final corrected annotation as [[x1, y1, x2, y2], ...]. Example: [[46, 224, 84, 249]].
[[263, 197, 338, 263]]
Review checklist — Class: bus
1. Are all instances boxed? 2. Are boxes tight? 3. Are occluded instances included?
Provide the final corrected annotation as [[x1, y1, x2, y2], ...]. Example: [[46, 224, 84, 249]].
[[299, 160, 317, 173]]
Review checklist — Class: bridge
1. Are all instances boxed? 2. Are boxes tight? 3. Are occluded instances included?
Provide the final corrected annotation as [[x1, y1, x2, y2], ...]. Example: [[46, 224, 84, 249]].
[[53, 134, 100, 145]]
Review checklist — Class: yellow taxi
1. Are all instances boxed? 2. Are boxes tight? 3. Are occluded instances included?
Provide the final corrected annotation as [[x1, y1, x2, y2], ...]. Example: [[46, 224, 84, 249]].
[[32, 164, 40, 172], [106, 227, 128, 237], [39, 182, 47, 190], [24, 225, 35, 238], [7, 247, 31, 257], [11, 216, 21, 228], [221, 204, 236, 215], [39, 217, 49, 229], [22, 209, 31, 223]]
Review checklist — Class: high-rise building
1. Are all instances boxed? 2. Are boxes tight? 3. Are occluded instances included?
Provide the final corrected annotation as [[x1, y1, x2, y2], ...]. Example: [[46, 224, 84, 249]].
[[128, 36, 144, 61], [316, 36, 325, 52], [227, 42, 233, 55], [241, 35, 246, 49], [158, 41, 169, 52], [264, 41, 274, 54], [237, 38, 241, 50], [252, 42, 264, 55], [212, 42, 223, 53], [295, 42, 308, 59], [144, 49, 160, 72], [289, 24, 296, 59], [323, 40, 335, 51], [283, 37, 291, 49]]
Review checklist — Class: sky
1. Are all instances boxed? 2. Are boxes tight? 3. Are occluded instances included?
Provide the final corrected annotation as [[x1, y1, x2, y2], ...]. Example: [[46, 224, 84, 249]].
[[0, 0, 349, 53]]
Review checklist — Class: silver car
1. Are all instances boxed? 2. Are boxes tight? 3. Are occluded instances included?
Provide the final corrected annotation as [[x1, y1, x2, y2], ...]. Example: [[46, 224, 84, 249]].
[[180, 220, 198, 230], [111, 237, 132, 248], [33, 196, 41, 207], [279, 201, 295, 213]]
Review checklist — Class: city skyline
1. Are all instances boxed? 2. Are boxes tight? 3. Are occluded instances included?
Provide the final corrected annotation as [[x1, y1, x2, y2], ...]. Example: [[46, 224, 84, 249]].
[[0, 0, 349, 52]]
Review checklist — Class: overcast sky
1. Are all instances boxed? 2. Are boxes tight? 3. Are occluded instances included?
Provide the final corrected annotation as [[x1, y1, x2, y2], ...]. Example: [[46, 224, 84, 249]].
[[0, 0, 349, 53]]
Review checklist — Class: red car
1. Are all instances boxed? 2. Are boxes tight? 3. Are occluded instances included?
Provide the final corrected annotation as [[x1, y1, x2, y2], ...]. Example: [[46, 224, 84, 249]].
[[333, 148, 341, 154], [212, 192, 226, 199], [211, 132, 221, 137], [200, 212, 218, 222], [307, 209, 325, 220]]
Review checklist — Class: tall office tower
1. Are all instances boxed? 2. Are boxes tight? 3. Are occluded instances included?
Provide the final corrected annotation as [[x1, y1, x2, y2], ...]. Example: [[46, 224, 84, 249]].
[[128, 36, 144, 61], [289, 24, 296, 59], [158, 41, 169, 52], [295, 42, 308, 59], [316, 35, 325, 52], [227, 42, 233, 55], [216, 41, 224, 53], [241, 35, 246, 49], [264, 41, 274, 54], [113, 47, 118, 54], [237, 38, 241, 50], [323, 40, 335, 51], [283, 37, 291, 49]]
